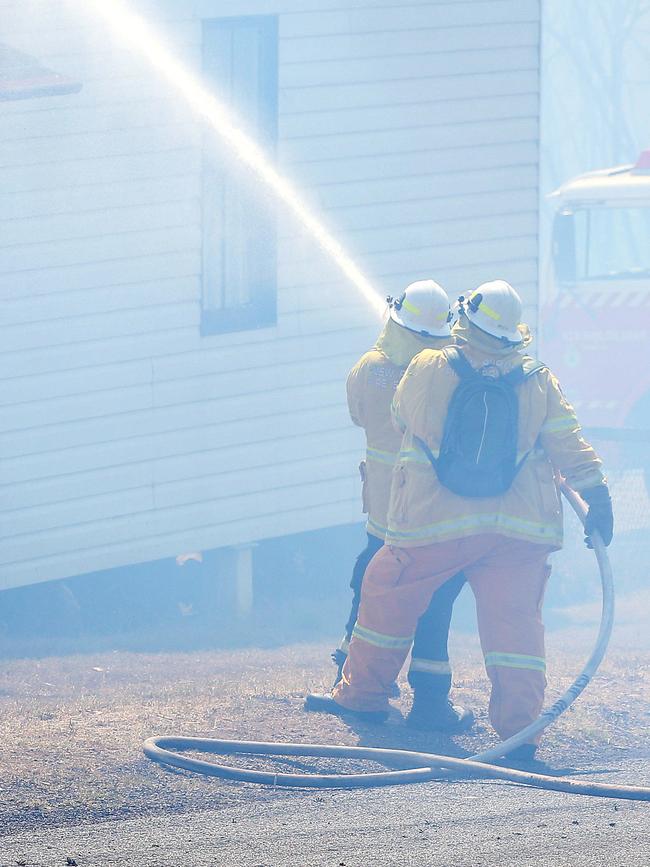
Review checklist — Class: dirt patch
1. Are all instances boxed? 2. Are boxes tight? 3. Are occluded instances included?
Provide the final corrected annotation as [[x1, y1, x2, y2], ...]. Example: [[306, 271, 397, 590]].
[[0, 633, 649, 836]]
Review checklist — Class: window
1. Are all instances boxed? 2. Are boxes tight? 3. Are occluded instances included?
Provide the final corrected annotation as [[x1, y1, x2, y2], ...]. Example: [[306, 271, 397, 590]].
[[554, 206, 650, 285], [201, 16, 278, 335], [579, 207, 650, 281]]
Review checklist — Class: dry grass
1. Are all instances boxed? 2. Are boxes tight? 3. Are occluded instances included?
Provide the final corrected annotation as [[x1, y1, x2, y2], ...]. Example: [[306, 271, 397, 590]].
[[1, 633, 649, 835]]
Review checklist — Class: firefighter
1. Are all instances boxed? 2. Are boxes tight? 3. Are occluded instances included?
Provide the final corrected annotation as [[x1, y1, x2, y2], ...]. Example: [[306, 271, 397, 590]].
[[333, 279, 472, 732], [307, 280, 613, 767]]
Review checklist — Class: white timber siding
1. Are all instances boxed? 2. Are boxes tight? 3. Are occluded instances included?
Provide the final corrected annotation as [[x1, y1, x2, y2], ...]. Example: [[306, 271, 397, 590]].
[[0, 0, 541, 590]]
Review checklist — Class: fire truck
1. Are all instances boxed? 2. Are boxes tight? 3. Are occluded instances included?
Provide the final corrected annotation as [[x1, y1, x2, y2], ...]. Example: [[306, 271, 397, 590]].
[[541, 151, 650, 491]]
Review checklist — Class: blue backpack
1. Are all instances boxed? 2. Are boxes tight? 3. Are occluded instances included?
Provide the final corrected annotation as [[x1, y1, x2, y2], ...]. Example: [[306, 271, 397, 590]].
[[414, 347, 546, 498]]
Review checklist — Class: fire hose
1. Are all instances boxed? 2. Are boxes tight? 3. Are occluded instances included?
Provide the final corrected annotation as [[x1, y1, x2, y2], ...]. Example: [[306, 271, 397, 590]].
[[143, 485, 650, 800]]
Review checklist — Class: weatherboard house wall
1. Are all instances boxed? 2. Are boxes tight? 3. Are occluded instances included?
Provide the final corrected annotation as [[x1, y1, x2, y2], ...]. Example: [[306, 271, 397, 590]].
[[0, 0, 541, 591]]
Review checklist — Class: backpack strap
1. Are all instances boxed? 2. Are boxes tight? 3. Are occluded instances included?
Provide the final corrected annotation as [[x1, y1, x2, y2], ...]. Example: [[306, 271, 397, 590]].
[[445, 348, 546, 384], [443, 346, 476, 380], [413, 348, 474, 471], [522, 357, 547, 378], [413, 434, 438, 471], [413, 348, 474, 469], [501, 356, 547, 386]]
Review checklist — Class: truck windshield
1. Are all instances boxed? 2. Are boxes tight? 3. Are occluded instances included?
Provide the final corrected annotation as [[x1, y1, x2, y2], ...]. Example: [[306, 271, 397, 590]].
[[574, 206, 650, 281]]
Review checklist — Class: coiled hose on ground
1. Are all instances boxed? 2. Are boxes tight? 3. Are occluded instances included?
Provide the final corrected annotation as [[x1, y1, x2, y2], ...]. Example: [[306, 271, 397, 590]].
[[143, 485, 650, 800]]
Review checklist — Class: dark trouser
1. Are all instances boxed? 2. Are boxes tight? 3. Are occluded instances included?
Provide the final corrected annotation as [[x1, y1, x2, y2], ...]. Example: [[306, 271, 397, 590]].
[[341, 533, 466, 700], [344, 533, 385, 639], [408, 569, 466, 698]]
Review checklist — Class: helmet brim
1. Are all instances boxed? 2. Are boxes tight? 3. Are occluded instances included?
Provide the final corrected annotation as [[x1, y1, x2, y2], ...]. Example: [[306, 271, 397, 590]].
[[466, 312, 522, 344], [390, 307, 452, 338]]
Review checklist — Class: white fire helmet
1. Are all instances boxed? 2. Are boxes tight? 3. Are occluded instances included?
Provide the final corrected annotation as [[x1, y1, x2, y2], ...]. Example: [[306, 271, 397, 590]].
[[388, 279, 452, 338], [461, 280, 523, 344]]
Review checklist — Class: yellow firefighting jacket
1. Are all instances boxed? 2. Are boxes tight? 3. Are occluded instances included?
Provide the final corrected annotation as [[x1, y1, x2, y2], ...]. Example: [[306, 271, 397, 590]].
[[387, 336, 605, 549], [347, 320, 449, 539]]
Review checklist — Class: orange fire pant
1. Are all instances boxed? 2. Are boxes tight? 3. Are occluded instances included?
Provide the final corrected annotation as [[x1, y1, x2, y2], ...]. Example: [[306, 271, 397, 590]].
[[332, 534, 553, 743]]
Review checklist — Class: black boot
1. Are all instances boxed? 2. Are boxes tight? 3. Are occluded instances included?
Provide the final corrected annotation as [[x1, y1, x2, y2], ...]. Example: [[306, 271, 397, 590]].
[[406, 693, 474, 733], [304, 693, 388, 724]]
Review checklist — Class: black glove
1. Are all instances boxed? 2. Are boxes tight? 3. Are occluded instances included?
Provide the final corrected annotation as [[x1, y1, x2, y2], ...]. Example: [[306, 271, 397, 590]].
[[581, 485, 613, 548]]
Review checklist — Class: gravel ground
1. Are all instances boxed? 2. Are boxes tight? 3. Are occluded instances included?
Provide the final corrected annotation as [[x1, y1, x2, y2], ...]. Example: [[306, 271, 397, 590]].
[[0, 627, 649, 865], [2, 774, 649, 867]]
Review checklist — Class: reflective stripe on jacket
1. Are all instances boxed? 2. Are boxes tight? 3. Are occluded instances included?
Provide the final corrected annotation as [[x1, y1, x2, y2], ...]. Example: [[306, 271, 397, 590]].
[[387, 346, 605, 549]]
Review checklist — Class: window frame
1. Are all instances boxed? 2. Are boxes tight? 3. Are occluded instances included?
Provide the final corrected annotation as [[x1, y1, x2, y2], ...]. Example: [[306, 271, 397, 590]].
[[200, 15, 279, 337]]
